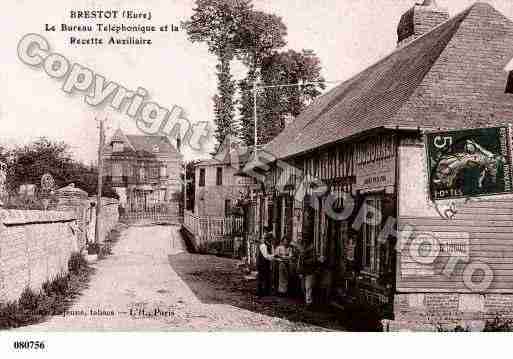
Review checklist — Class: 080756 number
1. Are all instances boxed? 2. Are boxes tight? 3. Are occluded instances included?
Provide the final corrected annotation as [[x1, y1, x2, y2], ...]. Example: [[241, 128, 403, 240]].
[[13, 340, 46, 350]]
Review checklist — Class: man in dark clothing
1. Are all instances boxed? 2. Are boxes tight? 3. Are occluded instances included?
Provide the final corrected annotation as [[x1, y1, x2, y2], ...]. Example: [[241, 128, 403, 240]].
[[256, 229, 274, 296]]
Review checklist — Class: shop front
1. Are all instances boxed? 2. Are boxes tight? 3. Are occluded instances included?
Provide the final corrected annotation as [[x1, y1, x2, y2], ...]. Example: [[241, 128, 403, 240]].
[[252, 133, 399, 310]]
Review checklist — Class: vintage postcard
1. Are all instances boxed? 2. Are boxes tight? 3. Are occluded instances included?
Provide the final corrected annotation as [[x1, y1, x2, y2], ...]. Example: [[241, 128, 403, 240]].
[[2, 0, 513, 355]]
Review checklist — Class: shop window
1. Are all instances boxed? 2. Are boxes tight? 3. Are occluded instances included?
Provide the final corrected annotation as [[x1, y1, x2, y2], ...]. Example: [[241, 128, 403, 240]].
[[302, 196, 315, 245], [361, 195, 383, 275], [266, 202, 273, 229], [275, 197, 283, 240], [216, 167, 223, 186], [199, 168, 205, 187]]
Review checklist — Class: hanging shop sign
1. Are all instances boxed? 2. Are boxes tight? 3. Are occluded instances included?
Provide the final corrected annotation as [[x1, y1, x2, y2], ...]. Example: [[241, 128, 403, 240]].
[[354, 135, 396, 191], [426, 127, 513, 200]]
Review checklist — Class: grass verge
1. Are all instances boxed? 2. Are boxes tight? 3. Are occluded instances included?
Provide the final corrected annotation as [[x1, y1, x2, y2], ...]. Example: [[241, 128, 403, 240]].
[[0, 252, 94, 330]]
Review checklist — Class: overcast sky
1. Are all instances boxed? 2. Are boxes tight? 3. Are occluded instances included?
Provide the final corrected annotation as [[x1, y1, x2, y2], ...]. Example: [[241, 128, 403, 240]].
[[1, 0, 513, 163]]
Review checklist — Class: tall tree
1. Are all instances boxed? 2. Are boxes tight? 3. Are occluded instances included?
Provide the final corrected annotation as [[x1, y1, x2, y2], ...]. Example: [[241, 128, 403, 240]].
[[236, 10, 287, 147], [239, 49, 325, 146], [182, 0, 254, 151]]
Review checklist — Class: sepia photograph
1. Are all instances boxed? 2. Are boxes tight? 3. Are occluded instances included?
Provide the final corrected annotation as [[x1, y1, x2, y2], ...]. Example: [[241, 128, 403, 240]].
[[2, 0, 513, 356]]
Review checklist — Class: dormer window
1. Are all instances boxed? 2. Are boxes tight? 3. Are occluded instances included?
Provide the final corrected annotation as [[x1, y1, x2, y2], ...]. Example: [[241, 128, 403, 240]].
[[153, 145, 160, 152], [112, 141, 124, 153]]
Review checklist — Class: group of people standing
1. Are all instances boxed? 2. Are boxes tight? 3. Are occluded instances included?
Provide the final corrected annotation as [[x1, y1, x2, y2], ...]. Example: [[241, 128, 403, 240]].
[[256, 227, 332, 307]]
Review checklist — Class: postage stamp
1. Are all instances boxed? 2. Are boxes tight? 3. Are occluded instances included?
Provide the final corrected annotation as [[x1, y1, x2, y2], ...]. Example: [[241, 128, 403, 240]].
[[2, 0, 513, 356]]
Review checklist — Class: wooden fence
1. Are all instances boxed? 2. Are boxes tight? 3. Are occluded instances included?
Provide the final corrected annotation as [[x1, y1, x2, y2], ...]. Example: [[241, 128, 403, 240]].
[[183, 210, 244, 256]]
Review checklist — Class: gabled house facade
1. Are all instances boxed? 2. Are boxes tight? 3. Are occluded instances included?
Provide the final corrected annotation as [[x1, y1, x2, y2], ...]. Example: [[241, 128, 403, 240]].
[[251, 1, 513, 330], [194, 144, 258, 217], [102, 129, 182, 219]]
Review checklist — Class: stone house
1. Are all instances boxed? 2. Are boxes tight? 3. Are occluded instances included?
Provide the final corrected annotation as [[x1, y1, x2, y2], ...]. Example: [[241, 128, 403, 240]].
[[194, 148, 258, 217], [102, 129, 182, 217], [252, 1, 513, 330]]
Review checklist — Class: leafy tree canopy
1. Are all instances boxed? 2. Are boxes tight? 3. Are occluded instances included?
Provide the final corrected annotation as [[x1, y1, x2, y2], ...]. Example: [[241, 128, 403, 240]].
[[1, 137, 117, 199]]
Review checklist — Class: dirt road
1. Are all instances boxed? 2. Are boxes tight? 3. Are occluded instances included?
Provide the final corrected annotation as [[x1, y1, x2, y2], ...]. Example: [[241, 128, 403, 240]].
[[24, 225, 345, 331]]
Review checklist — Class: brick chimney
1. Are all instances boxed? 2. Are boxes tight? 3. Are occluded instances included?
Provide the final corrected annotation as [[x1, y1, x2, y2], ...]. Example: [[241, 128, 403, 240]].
[[397, 0, 449, 47]]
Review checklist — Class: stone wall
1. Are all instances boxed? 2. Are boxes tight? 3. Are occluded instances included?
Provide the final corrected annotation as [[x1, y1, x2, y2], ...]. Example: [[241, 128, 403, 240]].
[[0, 195, 120, 304], [0, 210, 78, 303]]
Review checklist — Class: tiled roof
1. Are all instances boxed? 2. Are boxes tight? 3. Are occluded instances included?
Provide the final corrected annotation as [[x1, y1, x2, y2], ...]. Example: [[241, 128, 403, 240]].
[[265, 2, 513, 160], [125, 135, 179, 156], [195, 145, 254, 167], [104, 130, 181, 158]]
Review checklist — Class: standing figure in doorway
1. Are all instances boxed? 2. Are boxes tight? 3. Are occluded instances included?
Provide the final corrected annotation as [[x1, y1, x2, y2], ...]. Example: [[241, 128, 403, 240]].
[[297, 239, 319, 307], [256, 227, 274, 297], [275, 237, 292, 296]]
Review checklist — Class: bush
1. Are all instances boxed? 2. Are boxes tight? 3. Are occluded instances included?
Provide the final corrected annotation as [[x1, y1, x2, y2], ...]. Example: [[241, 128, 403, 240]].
[[0, 301, 27, 328], [87, 242, 101, 255], [18, 287, 40, 312], [483, 317, 513, 332], [68, 252, 88, 275], [49, 273, 70, 296], [436, 324, 470, 332], [0, 252, 92, 330]]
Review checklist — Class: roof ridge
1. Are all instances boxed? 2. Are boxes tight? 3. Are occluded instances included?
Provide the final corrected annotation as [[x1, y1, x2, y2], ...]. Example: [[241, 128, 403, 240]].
[[126, 134, 167, 137], [275, 5, 474, 143], [470, 2, 513, 27], [299, 7, 471, 135], [264, 2, 513, 160]]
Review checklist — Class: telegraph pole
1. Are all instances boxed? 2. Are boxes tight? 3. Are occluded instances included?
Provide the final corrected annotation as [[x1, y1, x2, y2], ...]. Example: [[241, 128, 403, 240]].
[[95, 118, 105, 244]]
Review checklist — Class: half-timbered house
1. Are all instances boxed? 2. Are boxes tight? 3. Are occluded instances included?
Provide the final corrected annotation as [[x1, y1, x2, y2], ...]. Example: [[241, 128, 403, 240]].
[[249, 1, 513, 330]]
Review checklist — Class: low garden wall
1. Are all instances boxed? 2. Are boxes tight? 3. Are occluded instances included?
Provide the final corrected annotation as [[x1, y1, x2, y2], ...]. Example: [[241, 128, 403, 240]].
[[0, 209, 78, 303], [0, 195, 120, 304]]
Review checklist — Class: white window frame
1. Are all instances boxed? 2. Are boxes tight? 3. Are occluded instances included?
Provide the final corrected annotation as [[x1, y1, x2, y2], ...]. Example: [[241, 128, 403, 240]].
[[160, 165, 167, 178], [112, 162, 123, 177], [112, 142, 124, 153]]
